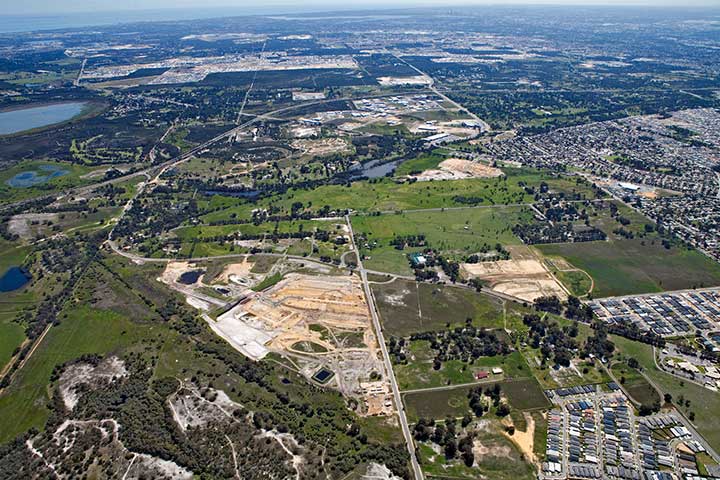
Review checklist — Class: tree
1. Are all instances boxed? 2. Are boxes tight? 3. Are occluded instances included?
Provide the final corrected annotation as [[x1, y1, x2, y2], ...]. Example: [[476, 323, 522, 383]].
[[663, 393, 672, 404], [444, 439, 457, 459]]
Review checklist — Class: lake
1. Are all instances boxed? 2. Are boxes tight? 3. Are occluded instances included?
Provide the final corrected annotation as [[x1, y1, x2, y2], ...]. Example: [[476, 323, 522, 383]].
[[0, 102, 88, 135], [6, 164, 69, 188], [0, 267, 30, 292]]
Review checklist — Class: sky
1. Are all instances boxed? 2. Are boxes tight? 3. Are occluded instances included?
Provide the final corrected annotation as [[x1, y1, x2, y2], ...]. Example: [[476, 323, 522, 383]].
[[4, 0, 718, 15]]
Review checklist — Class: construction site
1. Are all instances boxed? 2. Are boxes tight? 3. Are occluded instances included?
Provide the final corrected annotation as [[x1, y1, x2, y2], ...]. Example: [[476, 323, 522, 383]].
[[208, 272, 394, 417], [461, 246, 568, 302]]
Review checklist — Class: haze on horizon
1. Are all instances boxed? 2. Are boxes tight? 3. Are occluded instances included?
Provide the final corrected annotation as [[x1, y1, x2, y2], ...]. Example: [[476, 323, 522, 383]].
[[4, 0, 719, 15]]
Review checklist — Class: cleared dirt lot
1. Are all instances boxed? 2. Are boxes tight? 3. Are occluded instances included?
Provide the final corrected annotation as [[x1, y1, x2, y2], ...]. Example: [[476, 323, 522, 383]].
[[8, 213, 59, 240], [461, 246, 567, 302], [413, 158, 503, 181]]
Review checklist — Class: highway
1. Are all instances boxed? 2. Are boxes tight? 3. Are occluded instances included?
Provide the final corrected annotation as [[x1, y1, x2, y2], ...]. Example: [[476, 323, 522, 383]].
[[346, 214, 424, 480]]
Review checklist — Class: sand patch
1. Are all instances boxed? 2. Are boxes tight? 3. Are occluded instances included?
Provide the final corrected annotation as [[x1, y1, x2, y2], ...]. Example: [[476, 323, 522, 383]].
[[414, 158, 503, 181], [377, 75, 432, 86], [362, 462, 404, 479], [160, 261, 192, 284], [215, 258, 255, 284], [472, 437, 513, 462], [462, 259, 547, 277], [503, 412, 538, 466], [291, 137, 351, 156], [169, 384, 243, 431], [58, 357, 127, 411], [8, 213, 58, 240]]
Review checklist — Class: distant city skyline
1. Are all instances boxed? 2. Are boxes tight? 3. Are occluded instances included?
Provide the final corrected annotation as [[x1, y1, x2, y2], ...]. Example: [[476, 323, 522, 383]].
[[4, 0, 719, 15]]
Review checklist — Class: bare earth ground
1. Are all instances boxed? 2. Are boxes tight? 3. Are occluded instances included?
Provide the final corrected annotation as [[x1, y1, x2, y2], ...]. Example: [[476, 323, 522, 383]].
[[58, 356, 128, 410], [503, 412, 537, 466], [214, 257, 255, 284], [461, 246, 567, 302], [413, 158, 503, 182], [8, 213, 59, 240], [291, 137, 351, 157], [377, 75, 432, 86]]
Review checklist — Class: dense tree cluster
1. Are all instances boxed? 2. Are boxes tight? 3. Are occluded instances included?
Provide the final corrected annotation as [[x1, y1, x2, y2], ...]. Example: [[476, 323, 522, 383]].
[[583, 321, 615, 360], [523, 314, 579, 368], [513, 222, 606, 244], [413, 417, 475, 467]]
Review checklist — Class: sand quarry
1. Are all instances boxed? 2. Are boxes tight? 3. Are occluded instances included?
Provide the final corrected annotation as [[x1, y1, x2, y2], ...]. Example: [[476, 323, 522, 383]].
[[461, 246, 567, 302], [413, 158, 504, 181], [208, 273, 393, 416]]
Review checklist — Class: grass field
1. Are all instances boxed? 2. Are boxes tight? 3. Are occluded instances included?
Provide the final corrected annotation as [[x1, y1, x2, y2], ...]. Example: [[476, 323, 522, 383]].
[[610, 360, 660, 407], [174, 219, 343, 242], [554, 269, 593, 297], [403, 378, 550, 423], [611, 335, 720, 452], [200, 168, 599, 227], [372, 280, 511, 337], [353, 206, 531, 275], [0, 315, 25, 370], [395, 339, 530, 390], [537, 239, 720, 297], [0, 245, 33, 368], [394, 152, 446, 176]]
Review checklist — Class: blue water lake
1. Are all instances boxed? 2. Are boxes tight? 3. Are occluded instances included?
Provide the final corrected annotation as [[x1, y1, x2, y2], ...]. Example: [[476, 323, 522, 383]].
[[0, 267, 30, 292], [6, 164, 69, 188], [0, 102, 88, 135]]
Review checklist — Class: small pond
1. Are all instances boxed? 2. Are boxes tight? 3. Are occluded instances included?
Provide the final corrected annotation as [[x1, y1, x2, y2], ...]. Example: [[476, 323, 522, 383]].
[[178, 270, 204, 285], [0, 266, 31, 292], [6, 164, 69, 188], [348, 159, 402, 180]]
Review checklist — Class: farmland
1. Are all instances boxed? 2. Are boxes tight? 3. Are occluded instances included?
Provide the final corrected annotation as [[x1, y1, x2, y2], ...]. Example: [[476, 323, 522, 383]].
[[537, 238, 720, 298], [372, 279, 523, 337], [403, 378, 550, 422]]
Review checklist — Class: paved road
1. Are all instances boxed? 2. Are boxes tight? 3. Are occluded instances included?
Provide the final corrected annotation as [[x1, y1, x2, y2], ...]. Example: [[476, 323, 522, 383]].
[[346, 215, 423, 480], [400, 377, 503, 395]]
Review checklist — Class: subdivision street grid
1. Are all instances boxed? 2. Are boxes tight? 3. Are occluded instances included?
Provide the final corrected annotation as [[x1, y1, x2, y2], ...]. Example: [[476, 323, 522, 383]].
[[542, 384, 720, 480]]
